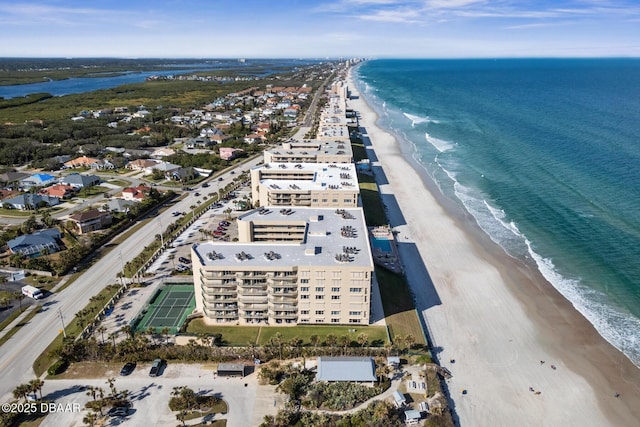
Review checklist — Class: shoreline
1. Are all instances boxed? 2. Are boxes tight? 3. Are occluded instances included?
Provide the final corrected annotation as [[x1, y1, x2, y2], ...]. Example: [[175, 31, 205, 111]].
[[346, 66, 640, 425]]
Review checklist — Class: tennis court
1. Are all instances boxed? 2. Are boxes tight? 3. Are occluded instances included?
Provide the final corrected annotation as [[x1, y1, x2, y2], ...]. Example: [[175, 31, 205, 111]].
[[134, 284, 195, 334]]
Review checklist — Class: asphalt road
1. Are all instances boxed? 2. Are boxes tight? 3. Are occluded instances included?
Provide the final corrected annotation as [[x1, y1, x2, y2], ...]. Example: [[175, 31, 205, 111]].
[[0, 158, 263, 403]]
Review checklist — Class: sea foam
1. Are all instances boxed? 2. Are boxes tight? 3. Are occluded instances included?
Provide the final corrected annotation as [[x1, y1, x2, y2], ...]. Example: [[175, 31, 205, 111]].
[[454, 180, 640, 366], [403, 112, 440, 126], [425, 132, 455, 153]]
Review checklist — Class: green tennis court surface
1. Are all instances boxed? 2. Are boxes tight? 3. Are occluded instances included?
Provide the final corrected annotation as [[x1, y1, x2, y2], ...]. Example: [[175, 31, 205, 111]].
[[134, 284, 195, 334]]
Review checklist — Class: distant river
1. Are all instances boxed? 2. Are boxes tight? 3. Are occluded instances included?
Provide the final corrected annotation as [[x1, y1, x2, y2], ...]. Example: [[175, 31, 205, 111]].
[[0, 68, 212, 99], [0, 58, 323, 99]]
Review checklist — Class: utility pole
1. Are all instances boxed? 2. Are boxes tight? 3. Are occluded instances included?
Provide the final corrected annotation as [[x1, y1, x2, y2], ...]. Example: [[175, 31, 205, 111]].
[[158, 216, 164, 248], [118, 251, 126, 286], [57, 308, 67, 338]]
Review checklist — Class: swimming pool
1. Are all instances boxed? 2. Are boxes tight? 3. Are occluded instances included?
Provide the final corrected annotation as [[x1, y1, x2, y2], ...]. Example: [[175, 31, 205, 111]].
[[371, 236, 392, 252]]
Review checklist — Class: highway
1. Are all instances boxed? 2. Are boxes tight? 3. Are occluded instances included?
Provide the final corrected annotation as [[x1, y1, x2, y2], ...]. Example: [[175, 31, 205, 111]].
[[0, 157, 263, 403]]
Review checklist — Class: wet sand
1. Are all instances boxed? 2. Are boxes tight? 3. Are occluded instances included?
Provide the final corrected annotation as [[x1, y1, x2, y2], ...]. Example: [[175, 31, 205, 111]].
[[346, 67, 640, 426]]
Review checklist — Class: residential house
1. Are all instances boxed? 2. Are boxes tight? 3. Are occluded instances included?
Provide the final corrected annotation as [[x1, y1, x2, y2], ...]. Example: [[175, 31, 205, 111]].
[[64, 156, 114, 170], [183, 137, 210, 149], [0, 172, 30, 189], [68, 209, 113, 234], [166, 167, 197, 182], [151, 148, 176, 158], [219, 147, 244, 161], [39, 184, 76, 198], [105, 198, 136, 213], [20, 173, 56, 189], [121, 185, 150, 201], [149, 162, 181, 176], [3, 193, 60, 210], [7, 229, 62, 257], [243, 134, 264, 144], [126, 159, 159, 172], [59, 173, 100, 189]]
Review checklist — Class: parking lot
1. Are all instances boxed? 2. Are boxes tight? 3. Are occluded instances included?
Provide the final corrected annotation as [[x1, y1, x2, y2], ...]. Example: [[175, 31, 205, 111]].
[[38, 363, 284, 427]]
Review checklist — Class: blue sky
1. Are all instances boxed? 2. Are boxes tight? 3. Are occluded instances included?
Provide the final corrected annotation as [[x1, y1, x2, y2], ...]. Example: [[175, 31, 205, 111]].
[[1, 0, 639, 58]]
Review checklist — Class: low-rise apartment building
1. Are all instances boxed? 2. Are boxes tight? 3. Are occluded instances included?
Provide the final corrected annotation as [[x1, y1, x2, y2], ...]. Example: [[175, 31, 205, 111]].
[[263, 139, 353, 164], [191, 206, 373, 326], [250, 162, 359, 208]]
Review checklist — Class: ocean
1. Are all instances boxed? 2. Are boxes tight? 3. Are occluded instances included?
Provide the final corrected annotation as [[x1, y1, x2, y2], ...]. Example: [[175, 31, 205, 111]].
[[354, 58, 640, 365]]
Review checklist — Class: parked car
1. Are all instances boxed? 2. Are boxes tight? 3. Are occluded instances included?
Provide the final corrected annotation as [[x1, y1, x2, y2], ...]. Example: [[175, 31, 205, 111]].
[[202, 183, 209, 188], [194, 192, 200, 196], [178, 257, 191, 264], [149, 359, 164, 377], [108, 407, 129, 417], [119, 362, 136, 376], [213, 231, 225, 236]]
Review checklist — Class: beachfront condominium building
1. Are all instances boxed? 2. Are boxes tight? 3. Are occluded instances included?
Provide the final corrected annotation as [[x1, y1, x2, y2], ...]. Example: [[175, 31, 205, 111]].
[[250, 162, 359, 208], [263, 138, 353, 164], [191, 206, 373, 326], [317, 88, 351, 142]]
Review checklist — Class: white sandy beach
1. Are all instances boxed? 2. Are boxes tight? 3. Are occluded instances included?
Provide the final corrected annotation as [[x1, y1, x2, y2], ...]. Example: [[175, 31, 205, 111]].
[[346, 69, 640, 426]]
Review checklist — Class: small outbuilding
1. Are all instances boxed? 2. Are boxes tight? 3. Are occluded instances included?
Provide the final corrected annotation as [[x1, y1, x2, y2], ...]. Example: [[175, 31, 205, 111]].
[[403, 409, 422, 425], [316, 356, 377, 385], [216, 363, 246, 378], [393, 390, 407, 408]]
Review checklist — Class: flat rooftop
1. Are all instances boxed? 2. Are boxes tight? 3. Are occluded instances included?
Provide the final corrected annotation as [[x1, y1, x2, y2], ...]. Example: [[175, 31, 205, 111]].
[[267, 138, 352, 158], [254, 162, 358, 192], [192, 207, 373, 268]]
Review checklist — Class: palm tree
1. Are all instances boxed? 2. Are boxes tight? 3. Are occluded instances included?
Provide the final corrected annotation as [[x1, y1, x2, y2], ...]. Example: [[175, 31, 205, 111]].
[[106, 377, 117, 397], [108, 331, 119, 350], [12, 384, 30, 401], [29, 378, 45, 400], [121, 325, 134, 340], [357, 333, 369, 348], [97, 326, 107, 345], [309, 334, 320, 351], [176, 410, 187, 426], [339, 335, 349, 355], [13, 291, 26, 313], [82, 412, 97, 427], [325, 333, 338, 348]]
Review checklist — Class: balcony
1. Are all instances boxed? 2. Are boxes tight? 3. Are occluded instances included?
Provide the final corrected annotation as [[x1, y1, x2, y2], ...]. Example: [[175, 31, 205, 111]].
[[203, 308, 238, 319], [238, 295, 268, 304], [202, 287, 237, 296], [239, 302, 268, 310], [268, 311, 298, 320], [238, 287, 268, 296], [268, 302, 298, 311], [269, 288, 298, 301]]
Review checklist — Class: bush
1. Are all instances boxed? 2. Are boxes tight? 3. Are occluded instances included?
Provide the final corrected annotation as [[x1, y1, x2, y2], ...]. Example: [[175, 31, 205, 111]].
[[47, 359, 69, 376]]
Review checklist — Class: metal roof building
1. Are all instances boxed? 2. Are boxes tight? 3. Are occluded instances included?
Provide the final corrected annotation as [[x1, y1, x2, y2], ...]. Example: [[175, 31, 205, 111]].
[[316, 357, 376, 383]]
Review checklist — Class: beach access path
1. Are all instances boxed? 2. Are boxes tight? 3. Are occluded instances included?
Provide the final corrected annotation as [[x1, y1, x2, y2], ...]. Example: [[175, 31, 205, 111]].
[[346, 68, 640, 426]]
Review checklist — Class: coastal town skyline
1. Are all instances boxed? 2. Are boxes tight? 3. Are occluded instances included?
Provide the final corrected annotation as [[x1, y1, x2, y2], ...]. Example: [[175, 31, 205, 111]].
[[1, 0, 640, 58]]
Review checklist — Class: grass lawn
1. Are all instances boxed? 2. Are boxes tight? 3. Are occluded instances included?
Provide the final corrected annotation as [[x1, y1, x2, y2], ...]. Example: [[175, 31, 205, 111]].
[[185, 320, 389, 347], [182, 401, 228, 421], [257, 325, 388, 347], [375, 267, 426, 345], [357, 172, 387, 226], [106, 178, 131, 187], [185, 321, 260, 346]]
